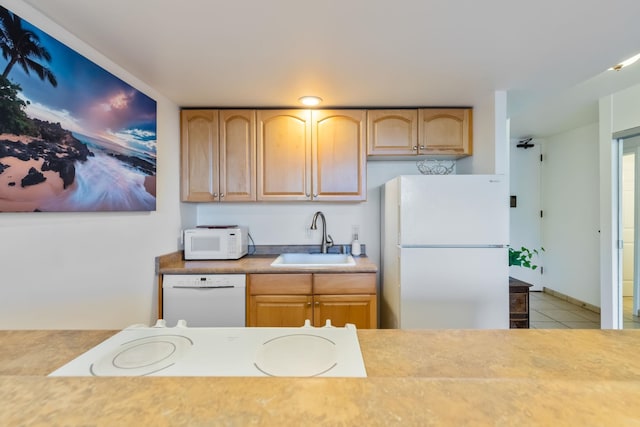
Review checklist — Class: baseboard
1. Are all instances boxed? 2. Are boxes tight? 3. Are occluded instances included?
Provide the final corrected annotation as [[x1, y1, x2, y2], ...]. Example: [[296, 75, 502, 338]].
[[542, 287, 601, 314]]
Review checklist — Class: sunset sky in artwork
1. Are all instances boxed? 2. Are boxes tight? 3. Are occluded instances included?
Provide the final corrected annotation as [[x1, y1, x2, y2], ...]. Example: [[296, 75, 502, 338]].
[[0, 7, 157, 157]]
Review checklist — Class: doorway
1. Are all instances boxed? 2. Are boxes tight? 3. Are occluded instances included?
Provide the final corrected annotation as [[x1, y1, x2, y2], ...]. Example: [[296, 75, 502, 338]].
[[619, 136, 640, 328], [509, 138, 543, 290]]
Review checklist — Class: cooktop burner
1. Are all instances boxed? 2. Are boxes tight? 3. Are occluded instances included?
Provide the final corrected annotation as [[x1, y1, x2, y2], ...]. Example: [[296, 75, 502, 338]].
[[49, 320, 367, 378], [254, 333, 338, 377], [90, 334, 193, 376]]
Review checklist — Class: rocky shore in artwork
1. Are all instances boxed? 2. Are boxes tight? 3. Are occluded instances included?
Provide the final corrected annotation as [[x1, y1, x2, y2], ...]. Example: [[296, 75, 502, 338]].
[[107, 152, 155, 176], [0, 120, 93, 211]]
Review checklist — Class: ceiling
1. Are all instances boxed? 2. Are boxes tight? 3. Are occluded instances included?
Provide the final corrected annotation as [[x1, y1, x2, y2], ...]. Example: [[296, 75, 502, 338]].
[[18, 0, 640, 138]]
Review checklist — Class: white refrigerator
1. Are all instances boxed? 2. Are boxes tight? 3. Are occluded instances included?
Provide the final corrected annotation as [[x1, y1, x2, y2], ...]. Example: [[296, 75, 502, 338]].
[[381, 175, 509, 329]]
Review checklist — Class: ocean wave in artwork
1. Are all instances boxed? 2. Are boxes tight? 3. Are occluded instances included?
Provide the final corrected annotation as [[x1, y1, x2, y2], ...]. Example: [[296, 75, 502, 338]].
[[0, 132, 156, 212], [39, 151, 155, 212]]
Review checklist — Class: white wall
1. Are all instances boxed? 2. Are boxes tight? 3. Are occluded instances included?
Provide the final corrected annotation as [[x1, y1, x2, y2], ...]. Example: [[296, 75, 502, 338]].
[[599, 94, 617, 328], [612, 85, 640, 133], [0, 0, 182, 329], [541, 123, 600, 306], [458, 91, 508, 175]]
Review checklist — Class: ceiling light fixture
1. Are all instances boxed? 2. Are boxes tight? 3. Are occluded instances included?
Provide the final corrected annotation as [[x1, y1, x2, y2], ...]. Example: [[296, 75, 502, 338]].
[[298, 96, 322, 106], [609, 53, 640, 71]]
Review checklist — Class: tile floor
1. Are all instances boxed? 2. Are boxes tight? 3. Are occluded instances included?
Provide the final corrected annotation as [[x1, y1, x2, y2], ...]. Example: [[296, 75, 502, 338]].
[[529, 291, 640, 329]]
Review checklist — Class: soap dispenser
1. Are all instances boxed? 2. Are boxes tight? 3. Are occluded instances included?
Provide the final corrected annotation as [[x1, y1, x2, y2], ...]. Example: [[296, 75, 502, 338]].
[[351, 232, 361, 256]]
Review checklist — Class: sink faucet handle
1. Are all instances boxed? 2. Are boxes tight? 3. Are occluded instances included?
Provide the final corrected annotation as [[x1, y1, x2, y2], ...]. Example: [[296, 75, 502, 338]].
[[326, 234, 334, 247]]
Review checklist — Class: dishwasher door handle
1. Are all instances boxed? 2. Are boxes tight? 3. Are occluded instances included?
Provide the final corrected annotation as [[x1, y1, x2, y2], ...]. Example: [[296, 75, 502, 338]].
[[172, 285, 236, 289]]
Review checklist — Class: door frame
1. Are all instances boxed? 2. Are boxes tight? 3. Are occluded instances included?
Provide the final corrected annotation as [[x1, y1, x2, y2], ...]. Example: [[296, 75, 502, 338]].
[[608, 127, 640, 328], [620, 136, 640, 320], [508, 138, 543, 290]]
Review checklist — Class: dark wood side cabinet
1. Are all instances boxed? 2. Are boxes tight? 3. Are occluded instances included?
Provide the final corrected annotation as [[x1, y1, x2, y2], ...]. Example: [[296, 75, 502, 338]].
[[509, 277, 533, 328]]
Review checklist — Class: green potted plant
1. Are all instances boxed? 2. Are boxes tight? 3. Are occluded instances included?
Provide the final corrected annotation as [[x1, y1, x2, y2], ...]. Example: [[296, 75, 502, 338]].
[[508, 246, 544, 270]]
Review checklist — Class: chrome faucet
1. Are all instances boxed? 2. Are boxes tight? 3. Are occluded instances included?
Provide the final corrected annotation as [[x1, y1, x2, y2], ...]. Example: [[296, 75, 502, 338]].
[[310, 211, 334, 254]]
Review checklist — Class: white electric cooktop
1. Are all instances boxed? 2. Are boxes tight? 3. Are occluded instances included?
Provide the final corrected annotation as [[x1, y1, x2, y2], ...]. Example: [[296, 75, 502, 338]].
[[49, 320, 367, 377]]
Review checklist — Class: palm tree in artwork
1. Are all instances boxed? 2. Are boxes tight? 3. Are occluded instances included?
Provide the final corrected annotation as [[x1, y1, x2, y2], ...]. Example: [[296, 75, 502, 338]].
[[0, 6, 57, 87]]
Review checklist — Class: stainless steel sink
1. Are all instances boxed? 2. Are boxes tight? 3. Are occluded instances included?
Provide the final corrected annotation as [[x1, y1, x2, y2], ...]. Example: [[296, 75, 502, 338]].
[[271, 253, 356, 267]]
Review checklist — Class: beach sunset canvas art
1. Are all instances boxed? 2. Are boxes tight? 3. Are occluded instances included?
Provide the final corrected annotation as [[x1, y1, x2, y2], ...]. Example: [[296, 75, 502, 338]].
[[0, 6, 157, 212]]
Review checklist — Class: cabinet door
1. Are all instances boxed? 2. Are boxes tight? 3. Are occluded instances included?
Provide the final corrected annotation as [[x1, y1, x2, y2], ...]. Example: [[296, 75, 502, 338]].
[[219, 110, 256, 201], [256, 109, 312, 201], [247, 274, 313, 327], [314, 294, 377, 329], [314, 273, 377, 329], [180, 110, 219, 201], [367, 109, 418, 156], [312, 110, 366, 201], [418, 108, 472, 157], [249, 295, 313, 327]]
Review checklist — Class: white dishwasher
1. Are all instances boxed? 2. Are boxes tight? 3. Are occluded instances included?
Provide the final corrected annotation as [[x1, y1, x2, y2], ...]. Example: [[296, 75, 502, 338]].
[[162, 274, 246, 327]]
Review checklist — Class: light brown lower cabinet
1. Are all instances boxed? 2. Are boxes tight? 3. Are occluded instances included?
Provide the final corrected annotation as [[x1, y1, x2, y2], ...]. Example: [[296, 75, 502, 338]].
[[313, 294, 377, 329], [247, 273, 377, 329], [250, 295, 313, 328]]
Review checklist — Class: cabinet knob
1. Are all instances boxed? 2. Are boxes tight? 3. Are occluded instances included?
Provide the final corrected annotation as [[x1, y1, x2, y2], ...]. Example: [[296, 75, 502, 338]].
[[306, 193, 311, 198], [419, 145, 425, 150], [313, 193, 318, 198], [220, 193, 225, 198], [213, 192, 218, 197], [307, 302, 312, 306], [315, 301, 320, 306], [412, 146, 418, 151]]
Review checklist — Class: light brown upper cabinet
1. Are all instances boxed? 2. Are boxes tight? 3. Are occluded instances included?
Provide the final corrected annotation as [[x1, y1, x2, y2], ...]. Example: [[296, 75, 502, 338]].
[[256, 109, 310, 201], [367, 108, 472, 158], [367, 109, 418, 156], [419, 108, 472, 157], [313, 110, 367, 201], [181, 109, 256, 202], [257, 109, 366, 202], [219, 110, 257, 201]]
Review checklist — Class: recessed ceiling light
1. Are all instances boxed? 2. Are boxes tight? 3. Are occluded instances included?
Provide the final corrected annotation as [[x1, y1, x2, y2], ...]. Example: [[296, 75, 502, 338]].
[[609, 53, 640, 71], [298, 96, 322, 106]]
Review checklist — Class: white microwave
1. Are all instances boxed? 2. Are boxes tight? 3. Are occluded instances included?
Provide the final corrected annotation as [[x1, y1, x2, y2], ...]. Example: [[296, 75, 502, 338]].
[[183, 226, 249, 260]]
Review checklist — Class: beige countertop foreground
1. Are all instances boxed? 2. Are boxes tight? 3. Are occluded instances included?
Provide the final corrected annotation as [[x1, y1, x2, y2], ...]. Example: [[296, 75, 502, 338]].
[[1, 329, 639, 426]]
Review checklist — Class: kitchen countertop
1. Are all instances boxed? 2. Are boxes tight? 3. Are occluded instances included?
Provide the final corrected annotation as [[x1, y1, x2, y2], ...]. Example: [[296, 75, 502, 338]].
[[2, 329, 639, 425], [156, 250, 379, 274]]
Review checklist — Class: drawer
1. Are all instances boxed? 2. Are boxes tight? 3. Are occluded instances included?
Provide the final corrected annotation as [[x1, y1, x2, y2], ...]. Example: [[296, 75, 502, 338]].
[[248, 274, 312, 295], [314, 273, 376, 294], [510, 318, 529, 329]]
